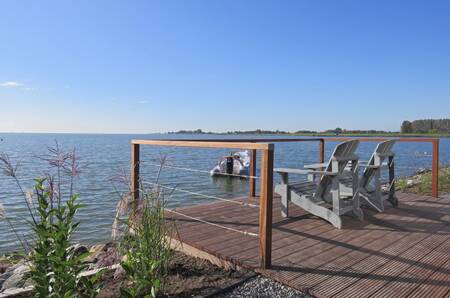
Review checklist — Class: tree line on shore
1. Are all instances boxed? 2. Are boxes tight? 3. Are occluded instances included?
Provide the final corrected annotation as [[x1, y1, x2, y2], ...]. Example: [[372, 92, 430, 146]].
[[401, 119, 450, 134], [169, 119, 450, 136]]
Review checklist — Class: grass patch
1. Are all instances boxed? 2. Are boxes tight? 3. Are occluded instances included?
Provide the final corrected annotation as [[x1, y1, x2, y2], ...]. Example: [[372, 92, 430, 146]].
[[397, 167, 450, 195]]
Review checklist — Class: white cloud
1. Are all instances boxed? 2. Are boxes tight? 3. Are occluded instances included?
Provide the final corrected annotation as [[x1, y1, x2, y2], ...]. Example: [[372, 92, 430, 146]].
[[138, 100, 149, 104], [1, 81, 24, 88]]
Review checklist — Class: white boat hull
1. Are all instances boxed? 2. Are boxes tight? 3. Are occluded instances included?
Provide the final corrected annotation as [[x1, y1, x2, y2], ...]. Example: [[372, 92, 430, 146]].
[[210, 151, 250, 178]]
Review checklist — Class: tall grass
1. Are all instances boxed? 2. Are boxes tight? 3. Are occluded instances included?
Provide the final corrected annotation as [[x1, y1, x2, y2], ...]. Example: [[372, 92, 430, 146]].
[[120, 187, 173, 298], [397, 167, 450, 195], [0, 143, 102, 297], [113, 156, 175, 298]]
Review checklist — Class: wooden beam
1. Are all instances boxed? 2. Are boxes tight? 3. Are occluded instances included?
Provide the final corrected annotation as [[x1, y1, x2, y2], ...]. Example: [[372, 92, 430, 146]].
[[259, 147, 274, 269], [165, 138, 324, 143], [324, 137, 439, 143], [131, 143, 140, 214], [319, 139, 325, 163], [249, 149, 257, 197], [132, 139, 271, 150], [432, 139, 440, 198]]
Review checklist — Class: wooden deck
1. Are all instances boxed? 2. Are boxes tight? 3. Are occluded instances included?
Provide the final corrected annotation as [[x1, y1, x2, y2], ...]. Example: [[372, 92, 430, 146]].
[[167, 192, 450, 298]]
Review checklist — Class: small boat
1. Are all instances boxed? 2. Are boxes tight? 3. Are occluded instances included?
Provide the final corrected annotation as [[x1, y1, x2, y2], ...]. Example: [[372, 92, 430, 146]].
[[414, 151, 431, 157], [210, 151, 250, 178]]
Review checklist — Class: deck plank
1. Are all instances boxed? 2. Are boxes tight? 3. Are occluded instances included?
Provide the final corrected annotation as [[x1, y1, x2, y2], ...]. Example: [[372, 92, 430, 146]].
[[166, 192, 450, 298]]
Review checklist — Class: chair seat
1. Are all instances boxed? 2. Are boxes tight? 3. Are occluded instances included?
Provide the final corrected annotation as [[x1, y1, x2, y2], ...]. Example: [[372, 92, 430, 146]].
[[290, 180, 318, 196]]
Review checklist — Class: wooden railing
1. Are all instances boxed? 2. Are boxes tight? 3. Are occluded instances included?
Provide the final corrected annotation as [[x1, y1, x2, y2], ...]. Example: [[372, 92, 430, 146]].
[[131, 139, 274, 269], [131, 137, 440, 270]]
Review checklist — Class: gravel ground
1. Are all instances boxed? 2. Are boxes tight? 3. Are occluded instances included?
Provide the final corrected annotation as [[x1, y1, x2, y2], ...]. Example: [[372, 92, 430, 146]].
[[216, 275, 311, 298]]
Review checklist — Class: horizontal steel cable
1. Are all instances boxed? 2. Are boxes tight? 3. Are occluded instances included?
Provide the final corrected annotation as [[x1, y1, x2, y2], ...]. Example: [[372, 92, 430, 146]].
[[143, 181, 259, 208], [166, 208, 258, 237], [141, 161, 259, 179]]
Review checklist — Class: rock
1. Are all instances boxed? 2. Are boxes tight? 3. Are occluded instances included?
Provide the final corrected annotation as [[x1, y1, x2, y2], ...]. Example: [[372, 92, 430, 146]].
[[85, 244, 106, 264], [96, 242, 121, 268], [113, 265, 125, 280], [85, 242, 121, 268], [217, 275, 310, 298], [0, 270, 13, 289], [90, 244, 106, 254], [416, 168, 428, 175], [69, 244, 89, 258], [0, 262, 31, 291], [0, 260, 12, 275], [23, 278, 33, 288]]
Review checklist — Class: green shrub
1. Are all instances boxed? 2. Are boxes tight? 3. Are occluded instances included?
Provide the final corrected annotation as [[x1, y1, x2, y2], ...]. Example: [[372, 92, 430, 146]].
[[0, 144, 102, 297], [399, 167, 450, 195], [396, 178, 409, 192], [29, 178, 102, 297], [119, 187, 173, 298]]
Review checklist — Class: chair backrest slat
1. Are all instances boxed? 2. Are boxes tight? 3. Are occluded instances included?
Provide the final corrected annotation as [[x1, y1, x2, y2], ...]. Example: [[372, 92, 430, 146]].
[[315, 140, 360, 198], [360, 139, 396, 189]]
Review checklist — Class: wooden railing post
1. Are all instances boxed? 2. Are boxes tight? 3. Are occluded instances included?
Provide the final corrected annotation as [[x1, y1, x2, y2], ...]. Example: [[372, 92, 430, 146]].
[[432, 139, 440, 198], [259, 145, 274, 269], [131, 143, 140, 214], [249, 149, 257, 197], [319, 139, 325, 163]]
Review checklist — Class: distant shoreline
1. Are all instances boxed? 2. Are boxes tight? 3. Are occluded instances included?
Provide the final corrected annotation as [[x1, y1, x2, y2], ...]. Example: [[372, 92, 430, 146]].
[[168, 130, 450, 138], [1, 131, 449, 138]]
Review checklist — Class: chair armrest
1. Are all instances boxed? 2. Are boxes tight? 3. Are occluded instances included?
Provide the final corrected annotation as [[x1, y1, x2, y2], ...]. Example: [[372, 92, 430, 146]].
[[358, 164, 380, 169], [310, 171, 337, 176], [274, 168, 312, 175], [304, 163, 327, 169], [274, 168, 336, 176], [359, 162, 389, 169]]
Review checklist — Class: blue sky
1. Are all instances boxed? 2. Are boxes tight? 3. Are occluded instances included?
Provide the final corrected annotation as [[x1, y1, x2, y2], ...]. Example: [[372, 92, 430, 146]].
[[1, 0, 449, 133]]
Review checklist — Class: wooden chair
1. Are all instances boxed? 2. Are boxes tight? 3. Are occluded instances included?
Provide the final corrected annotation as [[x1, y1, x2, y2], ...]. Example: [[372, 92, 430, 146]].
[[357, 139, 398, 212], [274, 140, 363, 229]]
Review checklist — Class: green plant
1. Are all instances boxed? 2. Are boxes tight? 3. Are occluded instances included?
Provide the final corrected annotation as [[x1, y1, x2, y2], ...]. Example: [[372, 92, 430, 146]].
[[399, 166, 450, 195], [29, 177, 102, 297], [396, 178, 409, 192], [119, 187, 173, 298], [0, 144, 103, 297]]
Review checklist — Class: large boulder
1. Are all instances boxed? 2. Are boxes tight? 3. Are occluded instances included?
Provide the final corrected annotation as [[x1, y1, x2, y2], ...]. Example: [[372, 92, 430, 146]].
[[0, 261, 31, 291]]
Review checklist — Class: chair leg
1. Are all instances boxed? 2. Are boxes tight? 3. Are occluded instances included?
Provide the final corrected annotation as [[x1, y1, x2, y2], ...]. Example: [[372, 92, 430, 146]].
[[352, 191, 364, 220], [281, 193, 289, 217], [388, 195, 399, 208], [331, 177, 340, 215], [388, 156, 398, 208], [374, 170, 384, 212], [275, 184, 289, 217]]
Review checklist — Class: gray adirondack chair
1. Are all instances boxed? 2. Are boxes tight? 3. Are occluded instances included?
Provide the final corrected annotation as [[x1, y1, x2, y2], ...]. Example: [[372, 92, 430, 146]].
[[357, 139, 397, 212], [274, 140, 363, 229]]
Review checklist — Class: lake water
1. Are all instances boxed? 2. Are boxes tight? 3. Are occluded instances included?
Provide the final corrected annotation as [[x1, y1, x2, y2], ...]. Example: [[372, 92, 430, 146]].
[[0, 133, 449, 253]]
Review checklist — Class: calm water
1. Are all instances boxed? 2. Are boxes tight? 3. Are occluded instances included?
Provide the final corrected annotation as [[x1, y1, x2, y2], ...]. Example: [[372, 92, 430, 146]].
[[1, 133, 449, 253]]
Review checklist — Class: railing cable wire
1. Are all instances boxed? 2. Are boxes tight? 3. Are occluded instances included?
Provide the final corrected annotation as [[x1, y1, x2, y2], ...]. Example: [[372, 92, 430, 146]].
[[141, 161, 259, 179], [144, 182, 259, 208], [166, 209, 258, 237]]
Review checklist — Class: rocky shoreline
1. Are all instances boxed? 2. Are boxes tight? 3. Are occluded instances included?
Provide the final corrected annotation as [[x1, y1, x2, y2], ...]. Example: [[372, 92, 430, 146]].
[[0, 242, 122, 297], [1, 242, 308, 298]]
